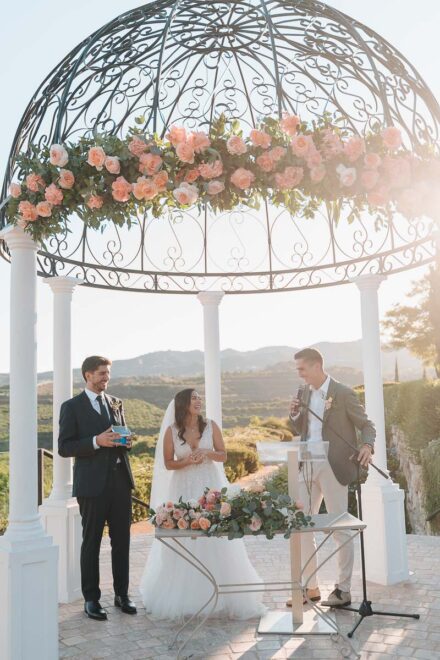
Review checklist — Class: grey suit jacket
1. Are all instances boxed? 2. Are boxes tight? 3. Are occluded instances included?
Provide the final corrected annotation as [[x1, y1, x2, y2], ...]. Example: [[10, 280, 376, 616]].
[[290, 378, 376, 486]]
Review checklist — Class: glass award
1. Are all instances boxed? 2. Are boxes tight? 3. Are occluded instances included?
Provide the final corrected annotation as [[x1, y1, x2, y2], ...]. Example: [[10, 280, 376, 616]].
[[111, 425, 132, 445]]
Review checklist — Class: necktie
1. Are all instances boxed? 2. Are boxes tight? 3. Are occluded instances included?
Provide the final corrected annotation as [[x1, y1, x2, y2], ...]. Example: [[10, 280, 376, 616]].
[[96, 395, 111, 425]]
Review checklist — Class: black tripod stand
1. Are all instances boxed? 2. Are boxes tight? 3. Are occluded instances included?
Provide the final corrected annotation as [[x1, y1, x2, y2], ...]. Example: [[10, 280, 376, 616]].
[[300, 403, 420, 637]]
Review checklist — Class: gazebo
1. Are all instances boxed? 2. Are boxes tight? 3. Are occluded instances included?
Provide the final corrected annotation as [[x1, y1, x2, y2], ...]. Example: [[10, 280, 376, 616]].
[[1, 1, 439, 658]]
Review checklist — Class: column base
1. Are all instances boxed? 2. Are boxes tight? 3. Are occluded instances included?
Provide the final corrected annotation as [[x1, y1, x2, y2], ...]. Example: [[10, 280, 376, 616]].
[[39, 497, 82, 603], [0, 535, 58, 660], [361, 478, 409, 585]]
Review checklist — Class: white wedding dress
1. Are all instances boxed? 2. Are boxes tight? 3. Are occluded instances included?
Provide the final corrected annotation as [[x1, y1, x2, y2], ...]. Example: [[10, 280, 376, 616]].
[[139, 416, 265, 620]]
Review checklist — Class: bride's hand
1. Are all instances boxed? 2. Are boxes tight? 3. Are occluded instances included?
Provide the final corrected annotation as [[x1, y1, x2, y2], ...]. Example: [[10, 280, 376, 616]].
[[188, 452, 204, 465], [191, 448, 210, 461]]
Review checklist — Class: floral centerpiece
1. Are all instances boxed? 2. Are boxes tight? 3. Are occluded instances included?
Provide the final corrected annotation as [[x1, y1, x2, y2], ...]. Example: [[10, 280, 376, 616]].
[[5, 113, 440, 242], [150, 485, 313, 540]]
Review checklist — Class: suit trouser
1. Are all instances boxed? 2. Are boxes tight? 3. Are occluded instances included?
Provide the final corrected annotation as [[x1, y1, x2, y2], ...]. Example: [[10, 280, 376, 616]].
[[298, 459, 354, 592], [77, 462, 132, 601]]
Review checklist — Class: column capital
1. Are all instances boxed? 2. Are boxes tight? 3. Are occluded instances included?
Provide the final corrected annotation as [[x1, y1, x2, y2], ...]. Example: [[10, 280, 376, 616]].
[[0, 223, 39, 252], [44, 275, 84, 294], [352, 273, 387, 292], [197, 290, 225, 306]]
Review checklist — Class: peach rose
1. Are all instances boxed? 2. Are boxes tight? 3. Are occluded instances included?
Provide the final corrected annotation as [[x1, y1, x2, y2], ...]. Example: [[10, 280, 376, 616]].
[[199, 517, 211, 531], [36, 201, 52, 217], [132, 176, 159, 201], [207, 180, 225, 195], [250, 129, 271, 149], [249, 514, 262, 532], [270, 146, 287, 162], [306, 149, 323, 168], [44, 183, 63, 205], [87, 146, 106, 170], [184, 168, 200, 184], [86, 194, 104, 210], [230, 167, 255, 190], [176, 142, 195, 164], [382, 126, 402, 150], [111, 176, 132, 202], [205, 490, 217, 504], [364, 153, 381, 169], [177, 517, 189, 530], [310, 164, 326, 183], [59, 169, 75, 189], [153, 170, 169, 191], [166, 125, 187, 146], [162, 518, 176, 529], [336, 164, 357, 187], [49, 144, 68, 167], [172, 182, 198, 205], [18, 201, 38, 222], [291, 134, 314, 159], [220, 502, 231, 517], [280, 113, 300, 136], [361, 169, 380, 190], [275, 166, 304, 189], [226, 135, 247, 155], [104, 156, 121, 175], [188, 131, 211, 153], [138, 152, 163, 176], [321, 129, 343, 156], [190, 519, 201, 530], [257, 152, 275, 173], [199, 160, 223, 180], [343, 136, 365, 163], [128, 136, 148, 156], [9, 182, 21, 198], [26, 173, 45, 192]]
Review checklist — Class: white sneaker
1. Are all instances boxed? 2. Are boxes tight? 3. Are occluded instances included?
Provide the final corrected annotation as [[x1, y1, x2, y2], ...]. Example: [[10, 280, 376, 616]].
[[321, 588, 351, 607]]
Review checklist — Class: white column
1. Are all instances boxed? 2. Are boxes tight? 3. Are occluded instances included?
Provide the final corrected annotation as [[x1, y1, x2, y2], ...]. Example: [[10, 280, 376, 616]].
[[39, 276, 83, 603], [355, 274, 409, 585], [197, 291, 224, 427], [0, 225, 58, 660]]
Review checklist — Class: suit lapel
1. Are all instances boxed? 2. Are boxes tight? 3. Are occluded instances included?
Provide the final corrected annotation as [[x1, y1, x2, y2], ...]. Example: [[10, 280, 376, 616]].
[[105, 394, 121, 425], [322, 378, 337, 426], [301, 386, 311, 441]]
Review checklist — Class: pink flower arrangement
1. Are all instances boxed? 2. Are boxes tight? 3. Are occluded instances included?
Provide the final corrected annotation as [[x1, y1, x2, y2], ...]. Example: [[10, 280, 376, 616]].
[[280, 114, 300, 136], [275, 166, 303, 190], [166, 125, 187, 146], [226, 135, 247, 155], [26, 174, 45, 192], [176, 142, 195, 164], [139, 152, 163, 176], [173, 182, 198, 205], [59, 169, 75, 189], [18, 201, 38, 222], [49, 144, 69, 168], [111, 176, 132, 202], [382, 126, 403, 150], [250, 129, 271, 149], [199, 160, 223, 180], [36, 201, 52, 217], [128, 136, 148, 156], [291, 134, 314, 159], [44, 183, 63, 205], [207, 180, 225, 195], [188, 131, 211, 153], [104, 156, 121, 175], [132, 177, 159, 201], [9, 182, 21, 198], [87, 146, 106, 170], [86, 195, 104, 210], [230, 167, 255, 190]]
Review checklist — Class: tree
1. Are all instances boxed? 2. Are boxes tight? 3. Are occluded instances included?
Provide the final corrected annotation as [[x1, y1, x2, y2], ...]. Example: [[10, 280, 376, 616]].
[[394, 356, 399, 383], [382, 261, 440, 378]]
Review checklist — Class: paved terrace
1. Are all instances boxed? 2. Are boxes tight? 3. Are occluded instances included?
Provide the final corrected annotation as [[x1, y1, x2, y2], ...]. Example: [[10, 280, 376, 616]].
[[59, 531, 440, 660]]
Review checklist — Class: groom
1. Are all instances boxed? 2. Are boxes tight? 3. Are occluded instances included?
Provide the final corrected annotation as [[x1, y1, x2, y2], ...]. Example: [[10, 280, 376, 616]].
[[58, 355, 137, 620], [289, 348, 375, 607]]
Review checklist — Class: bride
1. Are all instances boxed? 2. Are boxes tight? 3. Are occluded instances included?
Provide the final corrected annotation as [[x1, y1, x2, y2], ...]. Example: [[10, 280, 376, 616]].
[[139, 388, 265, 620]]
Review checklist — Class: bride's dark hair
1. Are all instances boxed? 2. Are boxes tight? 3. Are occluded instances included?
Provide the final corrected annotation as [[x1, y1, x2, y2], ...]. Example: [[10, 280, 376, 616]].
[[174, 388, 207, 444]]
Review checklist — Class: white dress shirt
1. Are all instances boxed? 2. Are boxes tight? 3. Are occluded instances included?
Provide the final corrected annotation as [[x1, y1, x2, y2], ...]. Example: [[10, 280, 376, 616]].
[[306, 374, 331, 443], [84, 388, 111, 452]]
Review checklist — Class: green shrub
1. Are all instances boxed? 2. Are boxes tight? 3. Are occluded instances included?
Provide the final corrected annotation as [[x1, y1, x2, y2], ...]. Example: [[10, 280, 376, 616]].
[[421, 439, 440, 534], [224, 440, 259, 482]]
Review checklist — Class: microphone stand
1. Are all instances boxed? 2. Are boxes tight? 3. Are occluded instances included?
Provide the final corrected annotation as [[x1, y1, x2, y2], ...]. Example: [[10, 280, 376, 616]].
[[299, 402, 420, 638]]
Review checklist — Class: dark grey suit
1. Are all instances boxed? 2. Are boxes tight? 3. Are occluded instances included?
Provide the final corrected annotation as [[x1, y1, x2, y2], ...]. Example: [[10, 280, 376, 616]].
[[291, 378, 376, 486]]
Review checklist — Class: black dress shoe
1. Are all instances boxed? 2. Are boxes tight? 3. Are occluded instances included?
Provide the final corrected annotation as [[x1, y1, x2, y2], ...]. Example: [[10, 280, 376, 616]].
[[114, 595, 137, 614], [84, 600, 108, 621]]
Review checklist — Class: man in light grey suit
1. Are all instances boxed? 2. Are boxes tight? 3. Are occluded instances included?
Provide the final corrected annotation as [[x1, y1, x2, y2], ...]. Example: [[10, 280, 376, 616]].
[[289, 348, 375, 607]]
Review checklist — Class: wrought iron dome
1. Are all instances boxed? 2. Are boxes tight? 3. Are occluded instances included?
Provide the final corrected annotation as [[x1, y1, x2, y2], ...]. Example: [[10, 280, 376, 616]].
[[1, 0, 439, 293]]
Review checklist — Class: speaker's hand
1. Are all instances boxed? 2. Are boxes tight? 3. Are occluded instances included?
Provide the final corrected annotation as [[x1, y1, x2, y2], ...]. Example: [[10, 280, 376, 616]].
[[357, 444, 373, 468]]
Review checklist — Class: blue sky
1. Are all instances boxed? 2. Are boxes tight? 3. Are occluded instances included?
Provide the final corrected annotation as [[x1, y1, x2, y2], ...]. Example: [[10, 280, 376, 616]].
[[0, 0, 438, 372]]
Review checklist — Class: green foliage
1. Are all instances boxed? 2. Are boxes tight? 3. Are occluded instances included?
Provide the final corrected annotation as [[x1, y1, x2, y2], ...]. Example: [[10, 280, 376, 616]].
[[421, 439, 440, 534], [224, 440, 259, 482]]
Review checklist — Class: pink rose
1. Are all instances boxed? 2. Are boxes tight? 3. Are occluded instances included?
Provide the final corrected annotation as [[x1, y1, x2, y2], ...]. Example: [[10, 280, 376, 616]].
[[306, 149, 323, 168], [270, 146, 286, 162], [173, 182, 198, 205], [49, 144, 68, 167], [44, 183, 63, 205], [226, 135, 247, 155], [199, 517, 211, 531], [176, 142, 195, 164], [220, 502, 231, 517], [336, 164, 357, 187], [364, 153, 381, 169], [280, 114, 300, 136], [343, 136, 365, 163], [361, 169, 380, 190], [177, 517, 189, 529], [184, 168, 200, 183], [104, 156, 121, 175], [132, 176, 159, 201], [190, 519, 201, 530], [18, 201, 38, 222], [198, 496, 206, 507], [86, 194, 104, 210], [207, 180, 225, 195], [321, 129, 343, 157], [275, 166, 304, 189], [26, 173, 45, 192], [111, 176, 132, 202], [249, 514, 262, 532], [206, 490, 217, 504], [139, 152, 163, 176], [87, 146, 106, 170], [9, 182, 21, 198], [166, 125, 187, 146], [382, 126, 402, 150], [291, 134, 314, 159], [36, 201, 52, 218], [230, 167, 255, 190], [257, 151, 275, 173], [199, 160, 223, 180], [128, 136, 148, 156], [310, 164, 326, 183], [162, 518, 176, 529], [188, 131, 211, 153], [59, 169, 75, 189], [367, 186, 389, 207], [250, 129, 271, 149], [153, 170, 169, 191]]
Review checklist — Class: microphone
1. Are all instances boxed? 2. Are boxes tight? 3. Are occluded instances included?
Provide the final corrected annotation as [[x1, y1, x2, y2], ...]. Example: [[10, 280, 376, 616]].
[[296, 385, 305, 407]]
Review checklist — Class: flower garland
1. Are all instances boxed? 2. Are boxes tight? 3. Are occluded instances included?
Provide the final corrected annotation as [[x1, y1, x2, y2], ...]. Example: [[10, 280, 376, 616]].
[[6, 113, 440, 242], [150, 485, 313, 540]]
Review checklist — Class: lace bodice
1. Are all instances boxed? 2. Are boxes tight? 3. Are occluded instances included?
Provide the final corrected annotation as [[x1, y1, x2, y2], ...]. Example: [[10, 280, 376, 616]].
[[170, 419, 213, 460]]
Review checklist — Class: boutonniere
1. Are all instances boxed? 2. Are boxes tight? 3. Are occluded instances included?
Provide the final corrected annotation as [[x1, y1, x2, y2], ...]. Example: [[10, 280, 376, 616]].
[[110, 400, 122, 414], [324, 396, 333, 411]]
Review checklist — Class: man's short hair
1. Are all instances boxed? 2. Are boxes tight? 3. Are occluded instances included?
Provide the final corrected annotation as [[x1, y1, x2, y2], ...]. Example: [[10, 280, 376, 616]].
[[294, 348, 324, 366], [81, 356, 112, 381]]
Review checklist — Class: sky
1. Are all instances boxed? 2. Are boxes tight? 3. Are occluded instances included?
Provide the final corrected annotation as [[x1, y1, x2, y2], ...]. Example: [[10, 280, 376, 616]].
[[0, 0, 438, 373]]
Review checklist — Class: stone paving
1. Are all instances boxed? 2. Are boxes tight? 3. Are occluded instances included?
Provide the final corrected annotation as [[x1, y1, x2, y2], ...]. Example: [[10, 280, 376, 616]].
[[58, 531, 440, 659]]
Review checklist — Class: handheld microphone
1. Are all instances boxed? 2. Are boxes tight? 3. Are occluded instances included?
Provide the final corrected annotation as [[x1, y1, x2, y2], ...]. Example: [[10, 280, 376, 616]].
[[296, 385, 304, 407]]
